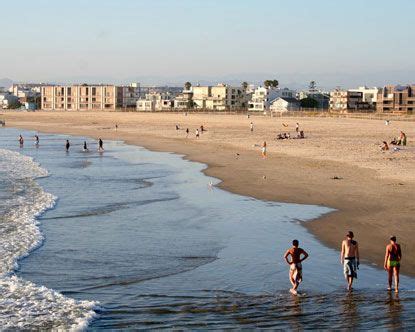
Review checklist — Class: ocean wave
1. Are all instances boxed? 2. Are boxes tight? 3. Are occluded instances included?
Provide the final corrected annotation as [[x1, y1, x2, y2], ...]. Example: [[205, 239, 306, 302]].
[[0, 148, 97, 329]]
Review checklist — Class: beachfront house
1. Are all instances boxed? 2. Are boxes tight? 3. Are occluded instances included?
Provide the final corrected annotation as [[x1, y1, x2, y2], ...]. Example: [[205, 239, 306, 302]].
[[173, 89, 193, 110], [376, 85, 415, 114], [174, 84, 248, 111], [329, 89, 369, 112], [348, 86, 379, 110], [136, 92, 173, 111], [248, 87, 296, 112], [270, 97, 300, 113]]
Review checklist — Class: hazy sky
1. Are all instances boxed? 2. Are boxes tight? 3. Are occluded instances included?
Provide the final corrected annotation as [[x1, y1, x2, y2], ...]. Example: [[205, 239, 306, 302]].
[[1, 0, 414, 88]]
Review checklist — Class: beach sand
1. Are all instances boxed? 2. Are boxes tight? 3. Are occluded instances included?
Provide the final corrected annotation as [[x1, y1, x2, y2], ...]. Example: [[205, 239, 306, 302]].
[[3, 111, 415, 275]]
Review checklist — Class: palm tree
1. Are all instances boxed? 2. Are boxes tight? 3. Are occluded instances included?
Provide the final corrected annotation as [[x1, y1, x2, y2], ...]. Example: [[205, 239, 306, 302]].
[[184, 81, 192, 91], [264, 79, 279, 88]]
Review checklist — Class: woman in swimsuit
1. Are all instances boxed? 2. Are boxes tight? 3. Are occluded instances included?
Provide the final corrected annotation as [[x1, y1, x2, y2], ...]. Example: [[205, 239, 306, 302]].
[[384, 236, 402, 293]]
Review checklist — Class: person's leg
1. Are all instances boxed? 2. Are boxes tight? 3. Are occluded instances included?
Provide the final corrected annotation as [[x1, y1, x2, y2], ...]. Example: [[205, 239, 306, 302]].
[[394, 266, 400, 292], [387, 268, 393, 290], [347, 276, 353, 291], [289, 269, 296, 288]]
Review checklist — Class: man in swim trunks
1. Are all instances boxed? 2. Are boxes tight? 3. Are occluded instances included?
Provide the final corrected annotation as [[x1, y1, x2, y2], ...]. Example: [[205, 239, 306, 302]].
[[384, 236, 402, 293], [341, 231, 359, 291], [284, 239, 309, 295]]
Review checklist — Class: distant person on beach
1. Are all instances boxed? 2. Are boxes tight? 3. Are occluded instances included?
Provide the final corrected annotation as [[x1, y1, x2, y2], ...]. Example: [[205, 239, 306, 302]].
[[186, 128, 189, 138], [384, 236, 402, 293], [296, 123, 300, 133], [385, 120, 390, 126], [398, 131, 407, 146], [261, 141, 267, 158], [175, 124, 180, 131], [196, 129, 200, 139], [83, 141, 89, 152], [115, 123, 118, 131], [65, 139, 70, 152], [284, 239, 309, 295], [18, 135, 24, 147], [34, 135, 39, 146], [98, 138, 104, 151], [250, 122, 254, 132], [380, 141, 389, 151], [341, 231, 359, 291], [200, 125, 205, 133]]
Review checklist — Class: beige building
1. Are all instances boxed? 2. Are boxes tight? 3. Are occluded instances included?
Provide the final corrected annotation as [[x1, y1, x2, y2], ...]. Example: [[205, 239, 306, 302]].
[[136, 92, 172, 111], [173, 90, 193, 109], [192, 84, 248, 110], [329, 89, 365, 111], [377, 85, 415, 114], [42, 84, 121, 110]]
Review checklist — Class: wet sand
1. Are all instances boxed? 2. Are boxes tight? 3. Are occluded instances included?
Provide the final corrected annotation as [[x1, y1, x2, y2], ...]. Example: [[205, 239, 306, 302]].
[[4, 111, 415, 275]]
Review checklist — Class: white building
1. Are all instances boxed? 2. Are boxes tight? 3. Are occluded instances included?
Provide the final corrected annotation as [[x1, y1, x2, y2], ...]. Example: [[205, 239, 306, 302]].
[[270, 97, 300, 113], [248, 87, 296, 112], [348, 86, 379, 106], [136, 92, 172, 111]]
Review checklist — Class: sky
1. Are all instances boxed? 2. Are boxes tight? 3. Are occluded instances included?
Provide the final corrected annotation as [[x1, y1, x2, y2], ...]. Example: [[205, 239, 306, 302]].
[[1, 0, 414, 89]]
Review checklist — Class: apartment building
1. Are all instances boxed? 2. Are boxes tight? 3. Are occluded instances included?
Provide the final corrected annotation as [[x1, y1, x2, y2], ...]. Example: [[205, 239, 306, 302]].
[[329, 90, 365, 111], [205, 84, 247, 110], [248, 87, 296, 112], [41, 84, 120, 110], [376, 85, 415, 114], [120, 83, 141, 108]]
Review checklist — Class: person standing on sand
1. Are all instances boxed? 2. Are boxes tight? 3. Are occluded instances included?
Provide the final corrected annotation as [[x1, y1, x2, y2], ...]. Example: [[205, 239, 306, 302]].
[[341, 231, 359, 291], [65, 139, 70, 152], [98, 138, 104, 152], [261, 141, 267, 158], [250, 122, 254, 132], [115, 124, 118, 131], [196, 128, 200, 139], [186, 128, 189, 138], [296, 123, 300, 133], [384, 236, 402, 293], [284, 240, 309, 295], [18, 135, 24, 147]]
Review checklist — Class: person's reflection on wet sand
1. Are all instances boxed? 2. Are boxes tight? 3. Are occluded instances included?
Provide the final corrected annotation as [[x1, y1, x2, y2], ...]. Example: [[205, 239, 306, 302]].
[[341, 291, 361, 328], [286, 294, 303, 330], [386, 292, 403, 329]]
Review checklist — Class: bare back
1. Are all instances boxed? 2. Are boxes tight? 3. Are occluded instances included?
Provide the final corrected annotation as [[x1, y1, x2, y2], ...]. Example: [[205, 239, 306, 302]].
[[342, 239, 358, 257]]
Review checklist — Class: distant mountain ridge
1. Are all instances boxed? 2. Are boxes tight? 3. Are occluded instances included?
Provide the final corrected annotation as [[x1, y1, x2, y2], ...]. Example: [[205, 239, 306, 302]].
[[0, 78, 14, 89]]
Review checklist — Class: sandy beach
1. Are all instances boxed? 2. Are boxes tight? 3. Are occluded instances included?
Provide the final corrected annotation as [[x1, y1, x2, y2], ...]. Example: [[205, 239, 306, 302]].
[[3, 111, 415, 275]]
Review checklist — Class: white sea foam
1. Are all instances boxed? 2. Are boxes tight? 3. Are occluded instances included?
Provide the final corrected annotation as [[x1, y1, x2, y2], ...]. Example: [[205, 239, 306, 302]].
[[0, 148, 97, 329]]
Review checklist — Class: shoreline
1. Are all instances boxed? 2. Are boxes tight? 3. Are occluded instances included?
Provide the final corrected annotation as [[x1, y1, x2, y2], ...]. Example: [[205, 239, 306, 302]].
[[3, 111, 415, 276]]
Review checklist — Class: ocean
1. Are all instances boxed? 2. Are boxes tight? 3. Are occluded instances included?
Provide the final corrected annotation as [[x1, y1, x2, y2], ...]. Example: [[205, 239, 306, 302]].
[[0, 127, 414, 329]]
